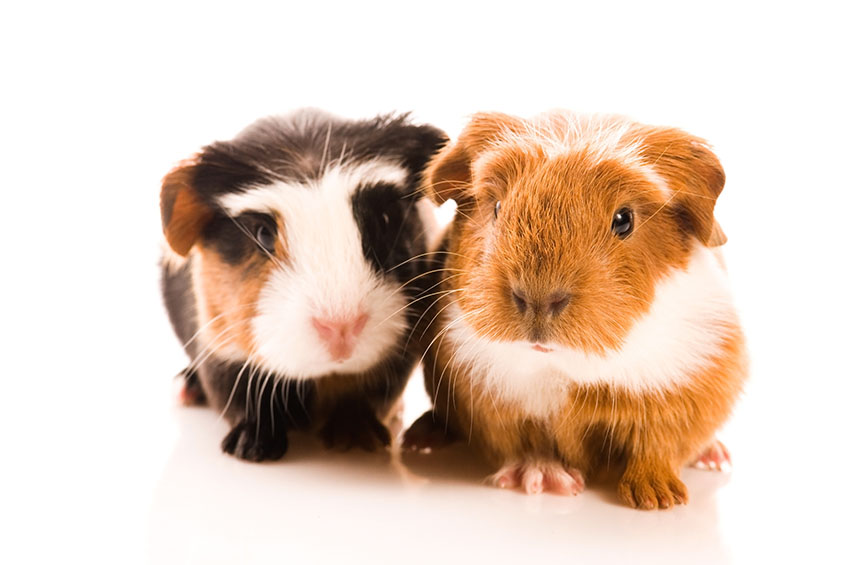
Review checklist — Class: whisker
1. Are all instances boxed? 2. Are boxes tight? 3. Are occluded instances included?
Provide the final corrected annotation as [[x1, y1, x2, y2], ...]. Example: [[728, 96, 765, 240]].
[[386, 249, 475, 273], [181, 301, 261, 351], [405, 288, 467, 352], [255, 368, 275, 438], [218, 350, 259, 423], [223, 212, 287, 271], [374, 280, 465, 330]]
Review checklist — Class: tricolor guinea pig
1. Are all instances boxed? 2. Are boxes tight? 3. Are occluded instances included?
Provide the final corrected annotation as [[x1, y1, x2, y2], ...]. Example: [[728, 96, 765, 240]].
[[160, 110, 446, 461], [403, 111, 748, 509]]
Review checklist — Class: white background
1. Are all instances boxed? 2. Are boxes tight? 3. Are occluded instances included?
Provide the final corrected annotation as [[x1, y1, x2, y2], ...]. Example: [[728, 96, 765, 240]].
[[2, 1, 849, 563]]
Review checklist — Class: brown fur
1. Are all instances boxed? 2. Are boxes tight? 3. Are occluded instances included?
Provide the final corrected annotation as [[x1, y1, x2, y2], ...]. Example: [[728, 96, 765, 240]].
[[161, 162, 289, 365], [160, 160, 418, 444], [419, 111, 748, 509], [161, 160, 213, 257], [193, 244, 272, 361]]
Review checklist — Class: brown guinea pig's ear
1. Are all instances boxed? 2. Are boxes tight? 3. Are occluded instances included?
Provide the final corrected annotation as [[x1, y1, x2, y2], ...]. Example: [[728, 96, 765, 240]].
[[160, 158, 213, 256], [707, 221, 728, 247], [638, 127, 726, 246], [425, 112, 525, 205]]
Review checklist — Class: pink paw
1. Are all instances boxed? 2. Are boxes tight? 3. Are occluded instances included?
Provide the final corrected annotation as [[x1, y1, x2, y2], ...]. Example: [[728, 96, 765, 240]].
[[488, 460, 585, 495], [690, 439, 731, 471], [174, 369, 206, 406]]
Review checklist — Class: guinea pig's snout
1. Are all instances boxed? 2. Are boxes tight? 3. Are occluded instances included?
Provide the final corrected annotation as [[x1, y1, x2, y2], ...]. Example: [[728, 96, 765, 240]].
[[511, 286, 572, 317], [311, 312, 369, 362]]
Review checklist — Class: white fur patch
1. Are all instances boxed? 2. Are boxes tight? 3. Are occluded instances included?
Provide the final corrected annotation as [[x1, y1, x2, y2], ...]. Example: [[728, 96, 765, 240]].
[[636, 163, 672, 197], [210, 160, 411, 379], [416, 197, 447, 251], [217, 160, 408, 216], [484, 112, 673, 197], [444, 246, 736, 420], [160, 241, 188, 273], [526, 112, 644, 167]]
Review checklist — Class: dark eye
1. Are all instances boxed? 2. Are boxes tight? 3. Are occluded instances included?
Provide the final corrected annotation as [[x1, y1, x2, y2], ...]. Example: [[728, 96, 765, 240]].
[[255, 223, 277, 253], [494, 200, 501, 219], [611, 208, 634, 238]]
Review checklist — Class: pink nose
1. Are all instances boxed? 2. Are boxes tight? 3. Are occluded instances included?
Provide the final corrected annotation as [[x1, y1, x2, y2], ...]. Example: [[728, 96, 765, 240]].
[[311, 312, 369, 362]]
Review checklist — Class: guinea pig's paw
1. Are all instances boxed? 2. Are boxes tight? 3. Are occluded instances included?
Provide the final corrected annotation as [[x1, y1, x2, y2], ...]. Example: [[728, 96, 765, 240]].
[[320, 405, 391, 453], [618, 466, 688, 510], [689, 439, 731, 471], [489, 460, 585, 496], [174, 368, 206, 406], [221, 421, 288, 462], [401, 410, 456, 453]]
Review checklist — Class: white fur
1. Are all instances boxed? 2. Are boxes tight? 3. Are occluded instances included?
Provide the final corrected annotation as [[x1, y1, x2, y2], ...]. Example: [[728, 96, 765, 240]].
[[444, 246, 736, 420], [521, 112, 644, 167], [217, 160, 408, 215], [636, 164, 673, 197], [208, 160, 411, 379], [484, 112, 674, 197], [415, 198, 439, 251], [160, 241, 188, 273]]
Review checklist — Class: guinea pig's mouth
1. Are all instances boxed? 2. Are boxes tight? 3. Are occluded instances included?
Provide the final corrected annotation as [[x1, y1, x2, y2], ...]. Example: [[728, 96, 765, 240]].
[[531, 343, 555, 353]]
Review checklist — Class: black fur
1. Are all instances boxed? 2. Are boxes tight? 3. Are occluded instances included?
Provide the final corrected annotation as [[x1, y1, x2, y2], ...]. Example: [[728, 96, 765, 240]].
[[161, 259, 201, 359], [201, 212, 277, 266], [161, 110, 447, 462], [351, 182, 425, 274], [184, 110, 446, 210]]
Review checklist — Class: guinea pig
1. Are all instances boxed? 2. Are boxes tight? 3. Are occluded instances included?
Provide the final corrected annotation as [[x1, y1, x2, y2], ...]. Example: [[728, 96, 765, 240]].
[[160, 109, 447, 461], [403, 111, 748, 509]]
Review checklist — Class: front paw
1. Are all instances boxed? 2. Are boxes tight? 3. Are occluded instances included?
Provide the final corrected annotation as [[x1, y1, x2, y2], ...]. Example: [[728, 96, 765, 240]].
[[488, 459, 585, 496], [401, 410, 456, 453], [320, 405, 390, 452], [221, 420, 288, 462], [689, 438, 731, 471], [175, 367, 206, 406], [618, 465, 688, 510]]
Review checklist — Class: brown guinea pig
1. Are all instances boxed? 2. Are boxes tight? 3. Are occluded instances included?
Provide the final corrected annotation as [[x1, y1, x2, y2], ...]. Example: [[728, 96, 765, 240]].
[[403, 111, 748, 510]]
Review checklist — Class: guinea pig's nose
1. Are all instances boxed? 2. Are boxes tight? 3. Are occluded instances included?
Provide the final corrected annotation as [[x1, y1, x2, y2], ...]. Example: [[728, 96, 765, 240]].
[[511, 287, 572, 316], [311, 312, 369, 362], [546, 291, 572, 316], [511, 289, 529, 314]]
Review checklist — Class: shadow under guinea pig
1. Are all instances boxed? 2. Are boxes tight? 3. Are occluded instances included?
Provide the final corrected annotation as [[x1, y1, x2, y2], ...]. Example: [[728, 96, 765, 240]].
[[147, 405, 733, 564]]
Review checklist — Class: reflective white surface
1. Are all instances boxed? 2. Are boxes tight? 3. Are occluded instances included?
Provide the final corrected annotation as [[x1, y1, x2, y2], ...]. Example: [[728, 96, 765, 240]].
[[7, 342, 846, 564], [2, 2, 848, 563]]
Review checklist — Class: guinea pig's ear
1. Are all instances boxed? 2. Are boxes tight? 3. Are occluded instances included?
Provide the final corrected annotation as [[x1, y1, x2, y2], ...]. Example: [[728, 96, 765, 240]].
[[708, 222, 728, 247], [639, 128, 726, 246], [160, 158, 214, 256], [425, 112, 525, 205], [396, 123, 450, 178]]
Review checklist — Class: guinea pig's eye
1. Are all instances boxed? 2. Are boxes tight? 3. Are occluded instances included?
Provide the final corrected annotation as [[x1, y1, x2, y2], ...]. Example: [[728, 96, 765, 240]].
[[494, 200, 501, 220], [255, 224, 277, 253], [611, 207, 634, 238]]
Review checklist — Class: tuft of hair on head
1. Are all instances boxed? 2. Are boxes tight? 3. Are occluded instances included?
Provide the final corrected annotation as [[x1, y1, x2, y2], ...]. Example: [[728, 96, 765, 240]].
[[425, 110, 728, 248]]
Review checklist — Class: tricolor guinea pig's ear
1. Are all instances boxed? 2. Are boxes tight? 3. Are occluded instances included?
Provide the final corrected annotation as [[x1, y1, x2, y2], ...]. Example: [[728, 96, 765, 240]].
[[637, 126, 727, 247], [390, 121, 450, 180], [160, 157, 213, 256], [424, 112, 525, 206]]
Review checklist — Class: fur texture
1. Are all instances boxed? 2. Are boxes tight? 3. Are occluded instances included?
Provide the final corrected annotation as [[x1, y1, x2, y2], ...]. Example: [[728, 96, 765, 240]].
[[408, 110, 747, 510], [160, 109, 447, 461]]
